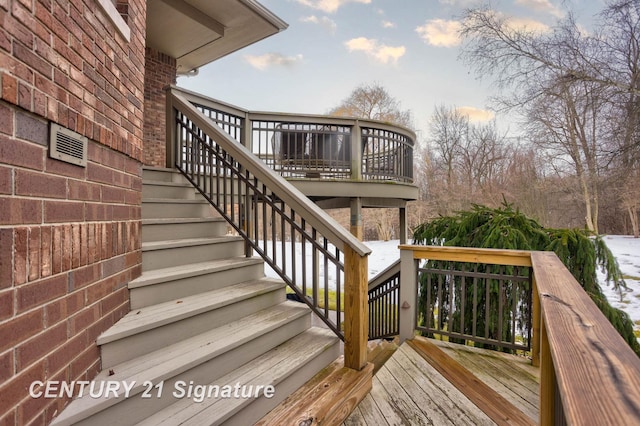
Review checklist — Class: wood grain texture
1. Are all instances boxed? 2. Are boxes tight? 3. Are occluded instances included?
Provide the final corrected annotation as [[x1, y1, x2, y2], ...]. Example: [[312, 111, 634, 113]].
[[344, 246, 368, 370], [408, 337, 535, 426], [398, 245, 532, 267], [257, 362, 373, 425], [531, 251, 640, 425]]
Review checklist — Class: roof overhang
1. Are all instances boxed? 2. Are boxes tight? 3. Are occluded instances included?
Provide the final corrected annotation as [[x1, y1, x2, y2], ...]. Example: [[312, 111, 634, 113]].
[[146, 0, 287, 74]]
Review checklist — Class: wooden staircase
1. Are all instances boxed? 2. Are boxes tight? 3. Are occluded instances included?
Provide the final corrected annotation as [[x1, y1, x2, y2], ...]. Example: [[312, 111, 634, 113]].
[[51, 167, 341, 425]]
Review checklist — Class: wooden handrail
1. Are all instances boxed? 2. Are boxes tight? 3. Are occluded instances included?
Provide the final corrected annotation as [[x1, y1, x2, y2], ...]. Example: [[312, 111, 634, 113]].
[[398, 245, 640, 425], [531, 251, 640, 425]]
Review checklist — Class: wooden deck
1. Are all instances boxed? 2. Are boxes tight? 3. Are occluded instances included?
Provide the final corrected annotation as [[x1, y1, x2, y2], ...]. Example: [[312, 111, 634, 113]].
[[343, 337, 540, 425]]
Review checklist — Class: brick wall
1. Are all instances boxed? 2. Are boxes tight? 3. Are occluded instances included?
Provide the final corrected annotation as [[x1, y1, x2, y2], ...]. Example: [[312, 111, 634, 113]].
[[143, 48, 177, 167], [0, 0, 147, 422]]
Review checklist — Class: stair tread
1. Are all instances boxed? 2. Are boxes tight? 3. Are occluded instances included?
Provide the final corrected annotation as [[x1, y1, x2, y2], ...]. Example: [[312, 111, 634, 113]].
[[138, 327, 339, 426], [129, 257, 264, 289], [142, 179, 193, 188], [98, 278, 285, 345], [142, 217, 224, 225], [50, 302, 311, 425], [142, 236, 243, 251]]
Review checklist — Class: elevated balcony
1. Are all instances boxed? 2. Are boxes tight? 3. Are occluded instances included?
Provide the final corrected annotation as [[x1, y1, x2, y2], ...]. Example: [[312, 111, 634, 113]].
[[168, 87, 418, 238]]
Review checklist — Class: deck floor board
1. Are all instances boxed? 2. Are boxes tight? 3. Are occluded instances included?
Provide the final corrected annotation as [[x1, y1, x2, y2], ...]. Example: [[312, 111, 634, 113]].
[[344, 339, 540, 425]]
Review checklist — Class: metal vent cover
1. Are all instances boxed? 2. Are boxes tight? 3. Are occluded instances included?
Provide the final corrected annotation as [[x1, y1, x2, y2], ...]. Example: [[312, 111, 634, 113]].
[[49, 123, 87, 167]]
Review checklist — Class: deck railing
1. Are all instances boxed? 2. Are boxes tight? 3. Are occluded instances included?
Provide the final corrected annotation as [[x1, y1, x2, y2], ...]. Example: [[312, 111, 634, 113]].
[[398, 245, 640, 426], [166, 87, 371, 370], [170, 87, 415, 183]]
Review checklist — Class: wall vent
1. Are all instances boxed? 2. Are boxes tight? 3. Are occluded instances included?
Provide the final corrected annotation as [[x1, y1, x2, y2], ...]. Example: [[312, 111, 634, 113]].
[[49, 124, 88, 167]]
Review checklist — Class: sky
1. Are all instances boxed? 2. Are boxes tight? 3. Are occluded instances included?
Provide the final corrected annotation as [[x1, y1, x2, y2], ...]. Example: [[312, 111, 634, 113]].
[[177, 0, 604, 142]]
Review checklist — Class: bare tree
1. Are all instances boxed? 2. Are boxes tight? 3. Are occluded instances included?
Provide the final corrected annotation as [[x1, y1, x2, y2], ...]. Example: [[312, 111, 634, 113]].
[[458, 3, 640, 234], [329, 82, 414, 129]]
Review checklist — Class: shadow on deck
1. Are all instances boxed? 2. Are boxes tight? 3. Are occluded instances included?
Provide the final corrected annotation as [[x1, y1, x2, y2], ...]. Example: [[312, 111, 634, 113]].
[[344, 337, 539, 425]]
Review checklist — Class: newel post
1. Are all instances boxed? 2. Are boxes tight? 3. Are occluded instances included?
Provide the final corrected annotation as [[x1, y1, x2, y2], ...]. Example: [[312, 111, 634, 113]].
[[344, 245, 368, 370], [399, 247, 417, 343], [165, 87, 177, 169]]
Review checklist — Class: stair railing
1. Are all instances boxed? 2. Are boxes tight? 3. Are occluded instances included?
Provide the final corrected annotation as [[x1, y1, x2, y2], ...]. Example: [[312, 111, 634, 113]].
[[167, 88, 371, 370], [367, 259, 400, 340]]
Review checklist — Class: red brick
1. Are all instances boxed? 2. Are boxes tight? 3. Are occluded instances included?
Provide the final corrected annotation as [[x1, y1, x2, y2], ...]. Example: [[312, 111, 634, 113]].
[[0, 167, 11, 195], [44, 200, 84, 223], [0, 409, 16, 426], [0, 309, 44, 353], [71, 224, 80, 268], [15, 111, 48, 147], [0, 288, 14, 321], [68, 180, 99, 201], [15, 170, 67, 198], [69, 344, 99, 381], [87, 163, 113, 185], [14, 228, 27, 285], [68, 264, 99, 291], [0, 103, 13, 136], [17, 274, 66, 313], [44, 156, 86, 179], [46, 332, 85, 377], [1, 71, 18, 104], [0, 360, 45, 419], [61, 225, 71, 271], [0, 349, 14, 383], [16, 321, 66, 371], [68, 305, 99, 338], [0, 198, 42, 225], [13, 42, 52, 79], [0, 136, 45, 171], [100, 285, 127, 315], [101, 185, 125, 203], [79, 223, 87, 266], [40, 226, 51, 278], [27, 227, 40, 282], [0, 228, 13, 288], [50, 226, 61, 275], [85, 203, 110, 221]]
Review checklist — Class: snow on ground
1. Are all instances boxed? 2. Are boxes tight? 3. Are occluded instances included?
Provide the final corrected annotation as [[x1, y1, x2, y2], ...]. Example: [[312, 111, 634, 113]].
[[599, 235, 640, 333]]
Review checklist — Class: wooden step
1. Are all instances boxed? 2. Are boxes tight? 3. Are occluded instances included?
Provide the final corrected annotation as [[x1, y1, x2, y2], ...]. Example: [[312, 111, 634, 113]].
[[142, 179, 198, 199], [142, 217, 228, 242], [142, 167, 188, 183], [50, 302, 313, 426], [129, 257, 265, 308], [142, 198, 215, 219], [138, 327, 341, 426], [141, 236, 245, 271], [99, 278, 286, 368]]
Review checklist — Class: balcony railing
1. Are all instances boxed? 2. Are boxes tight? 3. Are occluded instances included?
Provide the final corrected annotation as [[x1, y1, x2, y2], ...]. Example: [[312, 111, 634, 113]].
[[171, 87, 415, 184], [395, 245, 640, 425]]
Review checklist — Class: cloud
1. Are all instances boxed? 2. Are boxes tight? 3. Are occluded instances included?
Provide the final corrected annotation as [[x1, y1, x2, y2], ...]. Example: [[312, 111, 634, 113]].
[[439, 0, 481, 6], [344, 37, 406, 64], [515, 0, 564, 18], [300, 15, 337, 33], [296, 0, 371, 13], [416, 19, 462, 47], [456, 106, 494, 122], [382, 21, 396, 29], [244, 53, 304, 70], [505, 16, 551, 33]]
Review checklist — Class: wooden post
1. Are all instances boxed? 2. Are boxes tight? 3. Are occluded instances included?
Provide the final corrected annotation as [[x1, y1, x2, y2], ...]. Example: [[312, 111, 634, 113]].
[[351, 121, 362, 181], [344, 245, 368, 371], [531, 275, 540, 367], [399, 206, 407, 244], [539, 315, 555, 426], [398, 247, 417, 342], [350, 197, 363, 241]]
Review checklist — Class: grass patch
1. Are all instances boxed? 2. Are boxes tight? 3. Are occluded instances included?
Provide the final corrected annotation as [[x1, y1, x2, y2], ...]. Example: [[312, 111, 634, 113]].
[[286, 287, 344, 312]]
